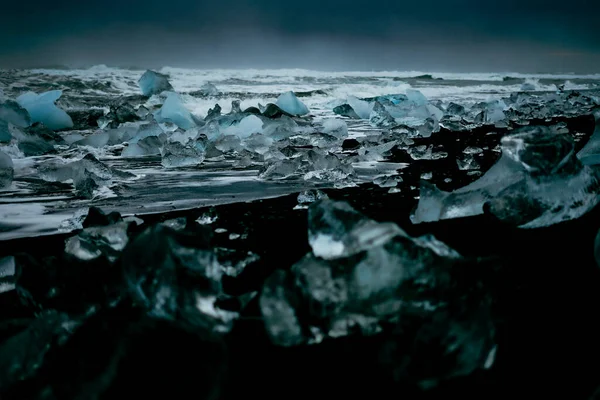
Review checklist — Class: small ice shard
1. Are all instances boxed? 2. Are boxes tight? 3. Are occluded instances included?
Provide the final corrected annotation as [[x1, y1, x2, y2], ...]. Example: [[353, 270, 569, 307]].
[[405, 89, 429, 106], [139, 70, 174, 96], [122, 136, 163, 157], [16, 90, 73, 131], [577, 109, 600, 165], [413, 127, 600, 228], [373, 175, 403, 188], [162, 217, 188, 230], [65, 222, 130, 262], [258, 159, 300, 180], [304, 151, 355, 182], [276, 91, 309, 116], [416, 117, 438, 138], [200, 82, 219, 96], [321, 119, 348, 139], [122, 225, 237, 332], [295, 189, 329, 209], [308, 199, 403, 260], [0, 100, 31, 128], [196, 213, 218, 225], [161, 141, 205, 168], [154, 92, 196, 130], [408, 145, 448, 161], [370, 102, 396, 128], [0, 150, 14, 188], [205, 104, 222, 120]]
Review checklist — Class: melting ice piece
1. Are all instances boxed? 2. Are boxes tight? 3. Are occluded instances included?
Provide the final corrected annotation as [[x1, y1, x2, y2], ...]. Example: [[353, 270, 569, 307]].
[[122, 225, 237, 332], [321, 119, 348, 139], [161, 141, 205, 168], [295, 189, 329, 209], [0, 150, 14, 188], [577, 110, 600, 165], [308, 199, 404, 260], [122, 136, 163, 157], [258, 159, 300, 180], [405, 89, 429, 106], [65, 222, 130, 262], [221, 115, 264, 139], [154, 92, 197, 130], [260, 200, 494, 373], [276, 91, 309, 116], [200, 82, 219, 96], [347, 96, 374, 119], [370, 102, 396, 128], [413, 127, 600, 228], [16, 90, 73, 130], [139, 70, 174, 96], [0, 100, 31, 128]]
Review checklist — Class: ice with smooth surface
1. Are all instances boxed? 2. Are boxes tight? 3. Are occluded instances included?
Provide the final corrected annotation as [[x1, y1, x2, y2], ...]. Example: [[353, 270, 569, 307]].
[[347, 96, 374, 119], [154, 92, 197, 130], [221, 115, 264, 139], [138, 70, 174, 96], [0, 150, 14, 188], [276, 91, 310, 116], [370, 102, 396, 128], [16, 90, 73, 130]]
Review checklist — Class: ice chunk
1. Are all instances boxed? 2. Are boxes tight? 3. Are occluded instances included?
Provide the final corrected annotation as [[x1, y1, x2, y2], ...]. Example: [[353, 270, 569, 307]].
[[304, 150, 355, 182], [0, 150, 14, 188], [321, 119, 348, 139], [263, 116, 300, 141], [295, 189, 329, 210], [260, 200, 494, 373], [200, 82, 219, 96], [139, 70, 174, 96], [221, 115, 263, 139], [347, 96, 374, 119], [16, 90, 73, 130], [154, 92, 196, 130], [161, 141, 205, 168], [370, 102, 396, 128], [122, 136, 163, 157], [308, 199, 404, 260], [0, 100, 31, 128], [413, 128, 600, 227], [577, 110, 600, 165], [122, 225, 236, 332], [65, 222, 130, 262], [405, 89, 429, 106], [258, 159, 300, 180], [333, 103, 361, 119], [373, 175, 403, 188], [276, 91, 309, 116], [242, 133, 273, 154]]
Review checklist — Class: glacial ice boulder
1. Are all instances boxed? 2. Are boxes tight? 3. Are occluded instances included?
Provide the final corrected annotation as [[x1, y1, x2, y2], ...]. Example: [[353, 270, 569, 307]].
[[0, 150, 14, 188], [276, 91, 310, 116], [16, 90, 73, 131], [259, 199, 495, 385], [411, 127, 600, 228], [154, 92, 197, 130], [221, 115, 264, 139], [139, 70, 174, 96], [321, 119, 348, 139]]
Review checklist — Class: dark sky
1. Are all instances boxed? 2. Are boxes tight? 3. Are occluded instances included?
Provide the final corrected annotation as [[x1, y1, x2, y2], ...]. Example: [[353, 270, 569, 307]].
[[1, 0, 599, 72]]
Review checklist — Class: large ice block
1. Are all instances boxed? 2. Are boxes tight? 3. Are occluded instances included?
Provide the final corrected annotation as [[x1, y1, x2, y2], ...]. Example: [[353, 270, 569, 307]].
[[153, 92, 197, 130], [138, 70, 174, 96], [16, 90, 73, 131], [276, 91, 309, 116]]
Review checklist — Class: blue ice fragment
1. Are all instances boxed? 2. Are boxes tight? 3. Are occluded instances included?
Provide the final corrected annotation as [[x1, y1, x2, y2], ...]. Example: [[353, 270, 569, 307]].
[[139, 70, 174, 96], [16, 90, 73, 131], [153, 92, 196, 130], [276, 91, 310, 116]]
